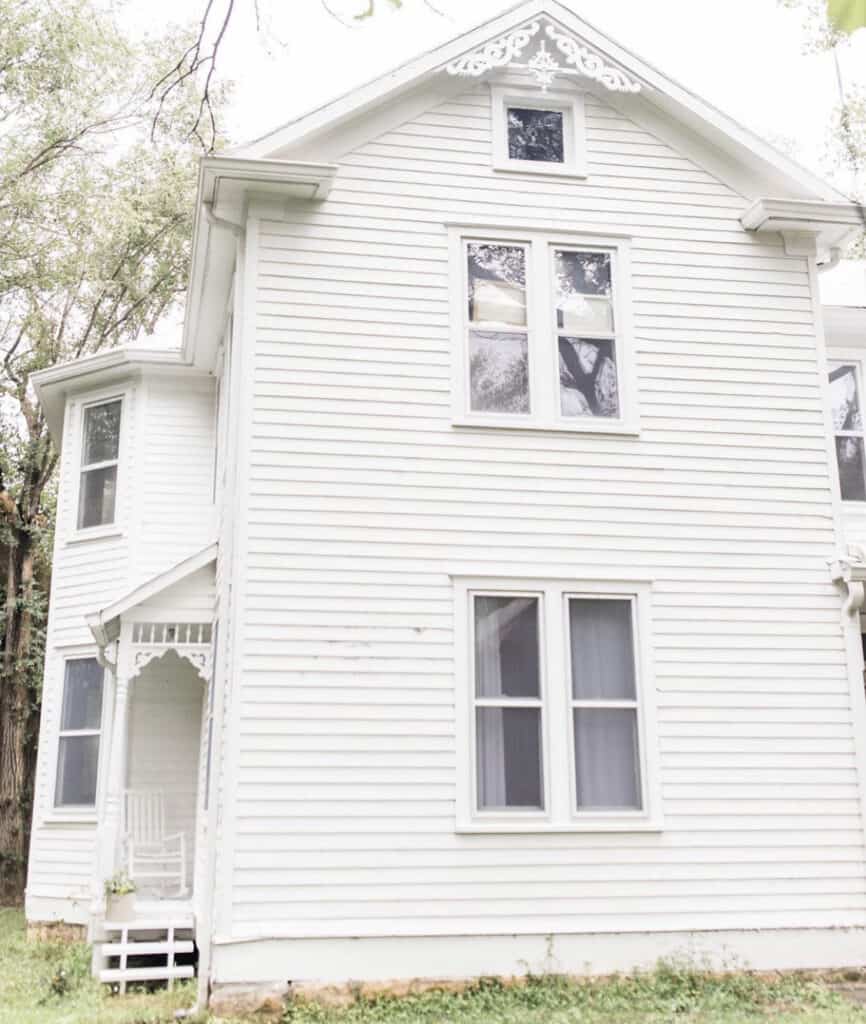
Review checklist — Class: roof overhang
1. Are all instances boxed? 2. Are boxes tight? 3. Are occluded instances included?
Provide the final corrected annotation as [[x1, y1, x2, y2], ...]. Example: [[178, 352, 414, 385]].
[[31, 347, 211, 447], [180, 156, 338, 372], [86, 542, 217, 649], [231, 0, 847, 205], [741, 198, 866, 258]]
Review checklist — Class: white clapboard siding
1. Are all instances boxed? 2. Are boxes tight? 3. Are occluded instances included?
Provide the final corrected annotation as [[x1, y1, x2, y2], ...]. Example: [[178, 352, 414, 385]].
[[219, 81, 866, 942], [27, 374, 216, 924]]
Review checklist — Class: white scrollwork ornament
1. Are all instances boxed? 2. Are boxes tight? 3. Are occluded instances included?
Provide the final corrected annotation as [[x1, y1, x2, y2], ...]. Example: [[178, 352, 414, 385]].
[[444, 19, 641, 95], [446, 21, 542, 78], [545, 24, 641, 93]]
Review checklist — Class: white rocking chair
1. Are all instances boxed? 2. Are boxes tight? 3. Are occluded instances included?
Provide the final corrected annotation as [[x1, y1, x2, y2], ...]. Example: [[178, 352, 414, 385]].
[[123, 789, 188, 897]]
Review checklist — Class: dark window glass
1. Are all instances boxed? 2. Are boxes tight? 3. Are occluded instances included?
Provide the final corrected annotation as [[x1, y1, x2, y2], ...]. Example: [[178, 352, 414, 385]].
[[56, 736, 100, 806], [836, 436, 866, 501], [474, 595, 540, 698], [573, 708, 641, 810], [507, 107, 564, 163], [476, 707, 543, 809], [83, 401, 121, 465], [78, 465, 117, 529], [569, 599, 635, 701], [60, 658, 104, 731]]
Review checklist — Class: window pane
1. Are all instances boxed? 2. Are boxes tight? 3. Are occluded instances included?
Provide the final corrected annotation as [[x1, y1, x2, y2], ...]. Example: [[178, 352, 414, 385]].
[[474, 595, 540, 698], [55, 735, 100, 806], [507, 107, 564, 163], [470, 331, 530, 414], [555, 251, 613, 333], [574, 708, 641, 810], [569, 599, 635, 701], [83, 400, 121, 465], [467, 244, 526, 326], [836, 436, 866, 501], [78, 466, 117, 528], [830, 365, 863, 431], [476, 707, 543, 809], [559, 337, 619, 417], [60, 658, 104, 730]]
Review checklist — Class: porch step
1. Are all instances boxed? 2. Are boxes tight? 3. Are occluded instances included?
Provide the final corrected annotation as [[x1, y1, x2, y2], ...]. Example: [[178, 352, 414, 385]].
[[98, 918, 195, 993]]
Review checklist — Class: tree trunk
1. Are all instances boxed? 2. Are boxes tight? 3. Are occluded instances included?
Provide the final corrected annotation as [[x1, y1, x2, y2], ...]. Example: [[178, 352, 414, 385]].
[[0, 528, 38, 905]]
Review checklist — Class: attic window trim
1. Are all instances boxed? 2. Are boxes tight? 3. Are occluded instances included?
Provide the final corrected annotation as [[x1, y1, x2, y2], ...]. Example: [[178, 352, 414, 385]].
[[445, 20, 641, 95], [492, 86, 587, 178]]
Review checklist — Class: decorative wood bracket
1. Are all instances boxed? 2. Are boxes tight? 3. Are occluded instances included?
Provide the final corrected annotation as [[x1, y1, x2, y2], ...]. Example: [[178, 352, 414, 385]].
[[445, 20, 641, 94], [132, 646, 213, 682], [830, 545, 866, 616]]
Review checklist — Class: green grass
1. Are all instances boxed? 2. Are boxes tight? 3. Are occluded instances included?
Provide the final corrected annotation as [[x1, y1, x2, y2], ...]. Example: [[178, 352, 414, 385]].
[[2, 905, 866, 1023]]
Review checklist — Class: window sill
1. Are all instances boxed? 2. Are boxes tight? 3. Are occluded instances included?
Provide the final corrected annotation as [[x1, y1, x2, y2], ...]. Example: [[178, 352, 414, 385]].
[[452, 417, 640, 437], [492, 160, 588, 179], [66, 526, 124, 546], [42, 813, 97, 827], [457, 817, 663, 835]]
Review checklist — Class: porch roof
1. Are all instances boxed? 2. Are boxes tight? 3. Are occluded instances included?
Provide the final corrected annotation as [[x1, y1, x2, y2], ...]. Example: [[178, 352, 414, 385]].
[[86, 543, 217, 648]]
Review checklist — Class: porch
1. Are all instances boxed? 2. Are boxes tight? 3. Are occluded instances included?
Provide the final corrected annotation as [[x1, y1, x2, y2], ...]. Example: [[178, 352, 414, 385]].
[[85, 546, 216, 987]]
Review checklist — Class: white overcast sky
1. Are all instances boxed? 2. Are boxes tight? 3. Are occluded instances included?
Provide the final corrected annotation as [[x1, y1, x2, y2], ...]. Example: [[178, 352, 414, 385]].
[[119, 0, 866, 306]]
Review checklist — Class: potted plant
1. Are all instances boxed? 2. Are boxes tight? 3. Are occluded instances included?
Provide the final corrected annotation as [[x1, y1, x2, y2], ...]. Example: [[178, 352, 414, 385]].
[[104, 872, 137, 922]]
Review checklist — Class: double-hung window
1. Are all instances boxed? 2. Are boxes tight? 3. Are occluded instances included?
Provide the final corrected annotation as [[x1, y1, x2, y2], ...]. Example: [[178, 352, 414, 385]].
[[55, 657, 105, 809], [78, 399, 122, 529], [451, 228, 636, 433], [829, 361, 866, 501], [456, 578, 658, 832]]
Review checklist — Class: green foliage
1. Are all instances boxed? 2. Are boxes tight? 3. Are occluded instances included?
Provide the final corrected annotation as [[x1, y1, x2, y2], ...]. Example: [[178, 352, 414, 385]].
[[104, 872, 137, 897]]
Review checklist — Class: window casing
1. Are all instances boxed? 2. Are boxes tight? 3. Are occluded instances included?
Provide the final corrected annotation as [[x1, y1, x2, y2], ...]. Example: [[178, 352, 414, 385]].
[[454, 577, 659, 832], [450, 226, 637, 434], [77, 398, 122, 530], [54, 657, 105, 809], [829, 359, 866, 501], [491, 88, 587, 177]]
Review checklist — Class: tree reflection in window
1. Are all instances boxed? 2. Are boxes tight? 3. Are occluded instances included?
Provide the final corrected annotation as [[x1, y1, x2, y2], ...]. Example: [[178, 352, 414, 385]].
[[507, 108, 565, 163]]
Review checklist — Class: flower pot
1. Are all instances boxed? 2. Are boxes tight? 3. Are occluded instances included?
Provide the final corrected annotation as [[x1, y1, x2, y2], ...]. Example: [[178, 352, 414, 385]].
[[105, 891, 136, 922]]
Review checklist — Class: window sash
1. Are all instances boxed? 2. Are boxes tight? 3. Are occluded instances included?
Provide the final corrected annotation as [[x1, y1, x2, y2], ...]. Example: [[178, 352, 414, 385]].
[[55, 658, 104, 809], [829, 360, 866, 502], [470, 591, 546, 815]]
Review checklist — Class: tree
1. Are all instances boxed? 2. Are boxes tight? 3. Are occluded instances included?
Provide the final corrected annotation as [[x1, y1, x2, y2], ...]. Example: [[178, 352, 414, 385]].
[[780, 0, 866, 256], [0, 0, 223, 903]]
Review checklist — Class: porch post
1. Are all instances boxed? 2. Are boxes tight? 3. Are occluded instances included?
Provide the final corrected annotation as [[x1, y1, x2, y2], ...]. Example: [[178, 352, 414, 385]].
[[95, 623, 133, 908]]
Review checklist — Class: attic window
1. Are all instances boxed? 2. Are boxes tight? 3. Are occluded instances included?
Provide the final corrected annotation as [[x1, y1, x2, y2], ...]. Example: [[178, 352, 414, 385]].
[[492, 88, 585, 177]]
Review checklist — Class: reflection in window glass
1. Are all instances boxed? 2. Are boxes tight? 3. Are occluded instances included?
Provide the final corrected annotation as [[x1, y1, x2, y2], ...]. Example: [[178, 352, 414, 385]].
[[467, 244, 527, 326], [507, 107, 565, 163], [559, 338, 618, 417], [470, 331, 530, 414], [78, 400, 122, 529], [830, 364, 866, 501], [55, 658, 104, 807]]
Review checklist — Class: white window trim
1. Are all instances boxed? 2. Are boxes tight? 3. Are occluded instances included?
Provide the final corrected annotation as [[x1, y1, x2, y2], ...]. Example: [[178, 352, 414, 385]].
[[68, 387, 128, 542], [453, 575, 661, 833], [491, 86, 587, 178], [49, 651, 107, 821], [448, 224, 639, 436], [828, 348, 866, 504]]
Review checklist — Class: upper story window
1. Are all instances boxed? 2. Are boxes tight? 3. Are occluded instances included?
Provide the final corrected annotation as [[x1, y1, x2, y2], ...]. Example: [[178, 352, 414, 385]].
[[455, 577, 659, 832], [55, 657, 104, 808], [829, 362, 866, 501], [492, 88, 586, 177], [78, 399, 121, 529], [451, 227, 637, 434]]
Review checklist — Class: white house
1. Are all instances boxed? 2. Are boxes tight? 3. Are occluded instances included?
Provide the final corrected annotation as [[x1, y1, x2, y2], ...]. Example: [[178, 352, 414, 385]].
[[24, 0, 866, 1010]]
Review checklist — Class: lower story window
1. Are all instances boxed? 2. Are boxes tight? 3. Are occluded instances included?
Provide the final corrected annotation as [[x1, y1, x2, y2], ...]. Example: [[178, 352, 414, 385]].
[[456, 577, 658, 831], [55, 657, 104, 808]]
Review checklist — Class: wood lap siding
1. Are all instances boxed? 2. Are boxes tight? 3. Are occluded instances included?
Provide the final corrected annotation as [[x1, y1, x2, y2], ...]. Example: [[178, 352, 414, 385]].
[[27, 379, 216, 920], [230, 85, 866, 937]]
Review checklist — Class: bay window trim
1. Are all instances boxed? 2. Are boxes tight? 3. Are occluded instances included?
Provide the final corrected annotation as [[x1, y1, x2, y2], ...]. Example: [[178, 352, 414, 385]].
[[453, 575, 661, 834], [70, 388, 128, 540], [448, 224, 640, 436]]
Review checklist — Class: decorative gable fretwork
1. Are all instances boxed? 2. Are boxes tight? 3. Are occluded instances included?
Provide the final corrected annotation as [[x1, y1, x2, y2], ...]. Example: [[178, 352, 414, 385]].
[[445, 21, 641, 94]]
